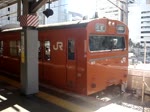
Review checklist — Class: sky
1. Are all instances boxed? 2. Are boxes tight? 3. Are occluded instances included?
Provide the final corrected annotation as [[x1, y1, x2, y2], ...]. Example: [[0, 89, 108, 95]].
[[67, 0, 97, 17], [66, 0, 120, 18]]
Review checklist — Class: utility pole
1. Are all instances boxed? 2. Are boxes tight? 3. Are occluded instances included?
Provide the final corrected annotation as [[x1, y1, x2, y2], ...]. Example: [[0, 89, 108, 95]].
[[107, 0, 128, 25], [120, 0, 128, 25]]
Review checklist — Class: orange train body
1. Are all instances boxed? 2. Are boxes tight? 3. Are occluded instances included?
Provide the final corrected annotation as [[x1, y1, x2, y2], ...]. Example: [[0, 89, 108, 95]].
[[0, 18, 128, 95]]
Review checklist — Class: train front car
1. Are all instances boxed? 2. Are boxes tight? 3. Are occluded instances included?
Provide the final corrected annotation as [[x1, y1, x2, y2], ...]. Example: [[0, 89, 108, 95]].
[[86, 18, 128, 95]]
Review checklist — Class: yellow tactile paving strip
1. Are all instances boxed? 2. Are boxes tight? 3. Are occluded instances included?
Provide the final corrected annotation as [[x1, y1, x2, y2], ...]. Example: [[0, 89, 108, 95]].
[[0, 75, 20, 88], [0, 75, 93, 112], [37, 91, 93, 112]]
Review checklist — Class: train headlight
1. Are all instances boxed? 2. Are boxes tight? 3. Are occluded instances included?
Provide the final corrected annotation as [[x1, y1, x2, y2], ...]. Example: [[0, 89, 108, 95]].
[[117, 25, 125, 34], [108, 21, 111, 26], [108, 21, 115, 26]]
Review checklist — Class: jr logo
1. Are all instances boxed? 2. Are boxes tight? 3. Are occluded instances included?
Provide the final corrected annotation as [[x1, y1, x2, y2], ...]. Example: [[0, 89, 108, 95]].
[[53, 42, 63, 51]]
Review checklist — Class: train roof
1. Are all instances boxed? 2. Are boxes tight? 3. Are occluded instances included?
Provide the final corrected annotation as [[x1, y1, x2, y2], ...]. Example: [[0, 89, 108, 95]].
[[1, 18, 126, 32], [1, 26, 22, 32], [37, 19, 92, 30], [1, 19, 93, 32]]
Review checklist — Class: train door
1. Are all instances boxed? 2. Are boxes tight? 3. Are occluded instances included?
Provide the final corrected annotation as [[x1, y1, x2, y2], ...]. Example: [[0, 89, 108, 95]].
[[66, 39, 77, 88], [0, 41, 3, 70], [38, 40, 51, 82], [38, 40, 44, 81]]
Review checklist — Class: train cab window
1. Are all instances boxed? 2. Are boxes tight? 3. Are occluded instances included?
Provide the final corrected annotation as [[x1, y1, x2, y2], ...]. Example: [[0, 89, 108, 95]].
[[10, 41, 21, 57], [0, 41, 3, 56], [89, 35, 125, 51], [44, 41, 50, 61], [68, 40, 75, 60]]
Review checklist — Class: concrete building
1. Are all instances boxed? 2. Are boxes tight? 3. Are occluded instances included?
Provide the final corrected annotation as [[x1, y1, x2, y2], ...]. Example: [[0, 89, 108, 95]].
[[44, 0, 68, 24], [0, 0, 126, 25], [96, 0, 122, 23], [0, 3, 45, 26], [0, 0, 83, 26], [140, 4, 150, 46], [128, 0, 150, 60], [128, 0, 150, 46], [0, 4, 19, 26], [44, 0, 129, 24], [44, 0, 83, 24]]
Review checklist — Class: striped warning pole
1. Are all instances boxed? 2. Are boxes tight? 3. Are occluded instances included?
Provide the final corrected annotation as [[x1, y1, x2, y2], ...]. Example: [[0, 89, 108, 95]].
[[19, 14, 39, 27], [19, 14, 39, 95]]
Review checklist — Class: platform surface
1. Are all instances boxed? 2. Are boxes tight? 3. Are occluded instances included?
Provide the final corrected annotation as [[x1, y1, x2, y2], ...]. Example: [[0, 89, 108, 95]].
[[0, 74, 149, 112]]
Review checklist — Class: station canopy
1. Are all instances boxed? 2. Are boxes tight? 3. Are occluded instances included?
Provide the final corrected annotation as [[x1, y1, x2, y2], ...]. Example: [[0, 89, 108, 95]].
[[0, 0, 57, 9], [0, 0, 17, 9]]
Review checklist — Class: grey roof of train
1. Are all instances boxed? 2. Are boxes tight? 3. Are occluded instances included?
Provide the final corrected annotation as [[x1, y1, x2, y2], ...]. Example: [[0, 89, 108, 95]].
[[38, 19, 91, 28], [1, 19, 94, 32]]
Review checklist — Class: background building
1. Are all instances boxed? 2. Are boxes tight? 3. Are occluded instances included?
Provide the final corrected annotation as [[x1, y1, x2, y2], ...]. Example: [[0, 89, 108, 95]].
[[96, 0, 122, 22], [0, 3, 45, 26], [0, 4, 19, 26], [128, 0, 150, 46], [140, 4, 150, 46], [0, 0, 127, 25], [128, 0, 150, 61], [0, 0, 129, 26]]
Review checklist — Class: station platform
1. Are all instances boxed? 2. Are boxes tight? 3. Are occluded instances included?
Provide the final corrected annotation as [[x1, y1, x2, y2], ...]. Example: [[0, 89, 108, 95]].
[[0, 81, 69, 112], [0, 74, 98, 112], [0, 74, 149, 112]]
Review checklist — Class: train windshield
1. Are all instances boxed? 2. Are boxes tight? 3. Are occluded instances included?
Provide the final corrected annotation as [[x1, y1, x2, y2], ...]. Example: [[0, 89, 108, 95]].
[[89, 35, 125, 51]]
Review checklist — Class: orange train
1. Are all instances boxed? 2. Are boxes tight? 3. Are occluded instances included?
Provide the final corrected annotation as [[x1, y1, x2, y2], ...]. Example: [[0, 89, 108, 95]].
[[0, 18, 128, 95]]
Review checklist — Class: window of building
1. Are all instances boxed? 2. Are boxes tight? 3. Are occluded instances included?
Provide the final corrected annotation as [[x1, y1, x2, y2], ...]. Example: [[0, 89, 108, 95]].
[[113, 10, 118, 12], [141, 31, 150, 33], [141, 11, 150, 14], [141, 16, 150, 19], [44, 41, 50, 61], [141, 41, 150, 43], [10, 41, 20, 57], [89, 35, 125, 51], [141, 26, 150, 29], [141, 21, 150, 24], [68, 39, 75, 60], [0, 41, 3, 56]]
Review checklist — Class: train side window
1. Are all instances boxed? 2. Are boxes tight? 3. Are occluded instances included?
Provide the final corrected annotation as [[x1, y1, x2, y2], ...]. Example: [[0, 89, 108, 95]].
[[17, 41, 21, 56], [38, 41, 41, 60], [10, 41, 21, 57], [68, 40, 75, 60], [10, 41, 17, 56], [44, 41, 50, 61], [0, 41, 3, 56]]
